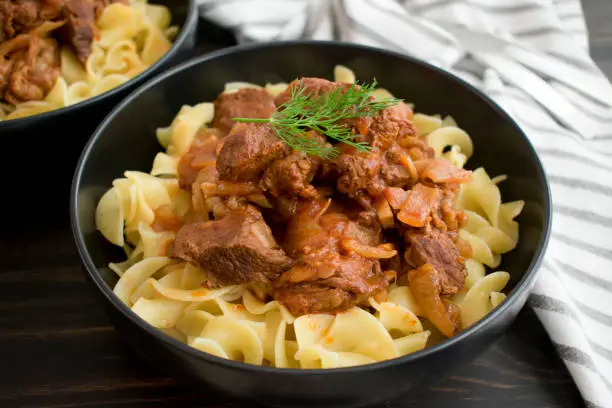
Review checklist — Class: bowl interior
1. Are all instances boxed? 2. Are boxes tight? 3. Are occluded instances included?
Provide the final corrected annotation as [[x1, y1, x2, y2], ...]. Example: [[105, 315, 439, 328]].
[[73, 41, 550, 355]]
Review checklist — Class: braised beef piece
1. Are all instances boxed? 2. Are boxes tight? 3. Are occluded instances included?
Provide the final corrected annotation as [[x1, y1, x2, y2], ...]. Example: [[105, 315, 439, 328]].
[[275, 77, 338, 106], [275, 77, 371, 132], [431, 183, 468, 233], [216, 122, 290, 183], [275, 260, 388, 315], [273, 200, 389, 315], [328, 103, 431, 199], [261, 150, 320, 199], [213, 88, 276, 134], [61, 0, 129, 63], [59, 0, 97, 63], [365, 102, 416, 150], [0, 33, 61, 104], [333, 147, 386, 198], [405, 229, 466, 295], [169, 205, 292, 287], [332, 145, 418, 198]]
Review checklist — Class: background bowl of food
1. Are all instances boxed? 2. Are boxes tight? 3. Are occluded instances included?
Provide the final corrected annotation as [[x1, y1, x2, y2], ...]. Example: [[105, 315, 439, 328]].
[[71, 41, 552, 408], [1, 0, 198, 224]]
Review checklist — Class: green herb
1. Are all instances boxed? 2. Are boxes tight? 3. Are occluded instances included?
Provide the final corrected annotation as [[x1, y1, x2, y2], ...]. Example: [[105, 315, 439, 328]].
[[233, 79, 401, 159]]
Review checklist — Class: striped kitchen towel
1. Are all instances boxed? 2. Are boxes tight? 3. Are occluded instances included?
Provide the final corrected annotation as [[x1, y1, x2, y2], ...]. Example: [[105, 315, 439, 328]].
[[198, 0, 612, 406]]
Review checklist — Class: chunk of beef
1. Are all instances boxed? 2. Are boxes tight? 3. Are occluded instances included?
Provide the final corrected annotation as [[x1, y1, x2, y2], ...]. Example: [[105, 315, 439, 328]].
[[274, 77, 338, 106], [261, 150, 320, 199], [405, 229, 466, 295], [61, 0, 127, 63], [169, 205, 292, 287], [328, 103, 425, 199], [0, 33, 61, 104], [213, 88, 276, 134], [333, 147, 386, 198], [274, 284, 353, 315], [332, 145, 416, 199], [274, 200, 390, 315], [274, 77, 371, 133], [59, 0, 95, 63], [432, 183, 468, 233], [275, 260, 388, 315], [216, 122, 290, 183], [365, 103, 417, 150]]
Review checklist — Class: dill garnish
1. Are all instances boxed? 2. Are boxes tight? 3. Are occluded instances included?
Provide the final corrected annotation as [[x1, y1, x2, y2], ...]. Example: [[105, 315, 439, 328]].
[[233, 79, 401, 159]]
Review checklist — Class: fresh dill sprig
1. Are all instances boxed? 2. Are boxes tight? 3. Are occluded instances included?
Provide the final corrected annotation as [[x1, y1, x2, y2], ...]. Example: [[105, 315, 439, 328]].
[[233, 79, 402, 159]]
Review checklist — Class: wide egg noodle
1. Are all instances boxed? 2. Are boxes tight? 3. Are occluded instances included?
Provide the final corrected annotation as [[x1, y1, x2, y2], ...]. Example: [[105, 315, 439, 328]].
[[386, 285, 423, 316], [151, 153, 179, 176], [96, 3, 144, 48], [455, 167, 524, 270], [138, 223, 174, 258], [316, 307, 398, 362], [457, 167, 502, 227], [242, 289, 295, 323], [426, 126, 474, 160], [196, 316, 264, 365], [132, 297, 186, 328], [413, 113, 442, 137], [333, 65, 356, 84], [369, 298, 424, 334], [394, 331, 431, 355], [463, 210, 516, 254], [265, 83, 289, 96], [124, 170, 172, 226], [60, 45, 87, 83], [464, 258, 486, 290], [157, 103, 215, 154], [103, 40, 146, 78], [113, 256, 172, 304], [95, 187, 125, 246], [460, 271, 510, 329]]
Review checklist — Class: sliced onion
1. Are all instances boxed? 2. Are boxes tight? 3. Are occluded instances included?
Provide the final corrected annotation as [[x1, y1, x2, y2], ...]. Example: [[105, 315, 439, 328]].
[[341, 238, 397, 259]]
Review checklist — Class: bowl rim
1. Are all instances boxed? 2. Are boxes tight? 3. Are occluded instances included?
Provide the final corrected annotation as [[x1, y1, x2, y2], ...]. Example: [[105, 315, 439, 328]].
[[71, 39, 553, 375], [0, 0, 198, 129]]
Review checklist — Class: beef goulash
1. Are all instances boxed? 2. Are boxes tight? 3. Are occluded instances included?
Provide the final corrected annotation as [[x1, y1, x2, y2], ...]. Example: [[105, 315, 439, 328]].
[[0, 0, 175, 120], [166, 77, 473, 337], [96, 66, 525, 368]]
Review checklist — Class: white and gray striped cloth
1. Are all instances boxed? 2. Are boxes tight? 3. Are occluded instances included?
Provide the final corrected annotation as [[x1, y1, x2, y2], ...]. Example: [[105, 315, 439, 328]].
[[198, 0, 612, 406]]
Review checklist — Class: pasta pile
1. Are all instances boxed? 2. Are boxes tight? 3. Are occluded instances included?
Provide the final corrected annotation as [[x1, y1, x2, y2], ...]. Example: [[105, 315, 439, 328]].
[[1, 0, 176, 121], [95, 67, 524, 369]]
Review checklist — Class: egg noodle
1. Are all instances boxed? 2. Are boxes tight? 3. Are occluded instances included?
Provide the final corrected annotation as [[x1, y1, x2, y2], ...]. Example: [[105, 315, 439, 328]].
[[0, 0, 176, 121], [95, 66, 524, 369]]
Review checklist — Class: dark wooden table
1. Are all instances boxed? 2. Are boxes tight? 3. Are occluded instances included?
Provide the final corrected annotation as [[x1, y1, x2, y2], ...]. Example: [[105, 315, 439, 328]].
[[2, 2, 609, 407]]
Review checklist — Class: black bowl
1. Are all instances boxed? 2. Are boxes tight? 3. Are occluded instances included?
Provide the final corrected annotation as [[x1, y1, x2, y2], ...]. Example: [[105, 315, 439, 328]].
[[71, 41, 552, 408], [2, 0, 198, 226]]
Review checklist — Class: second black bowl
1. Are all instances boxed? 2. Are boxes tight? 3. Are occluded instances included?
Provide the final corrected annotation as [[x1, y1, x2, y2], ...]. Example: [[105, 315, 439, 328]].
[[2, 0, 198, 226], [71, 41, 552, 408]]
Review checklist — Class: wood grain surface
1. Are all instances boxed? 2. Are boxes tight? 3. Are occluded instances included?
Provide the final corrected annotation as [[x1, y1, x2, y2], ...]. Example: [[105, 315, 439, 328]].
[[1, 2, 609, 407]]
